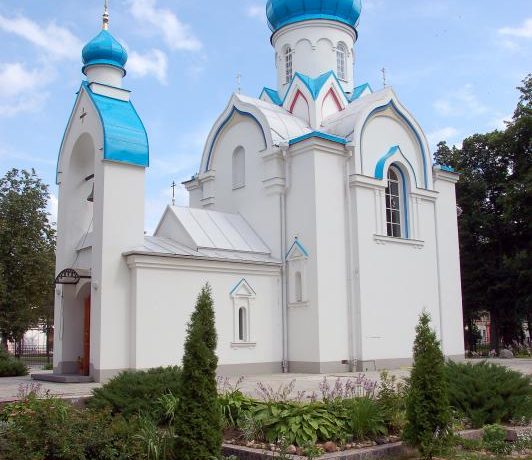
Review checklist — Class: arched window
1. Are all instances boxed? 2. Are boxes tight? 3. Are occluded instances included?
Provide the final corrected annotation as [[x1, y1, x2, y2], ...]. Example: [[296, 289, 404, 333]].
[[232, 146, 245, 189], [238, 307, 248, 341], [295, 271, 302, 303], [385, 166, 404, 238], [285, 46, 293, 84], [336, 43, 347, 81]]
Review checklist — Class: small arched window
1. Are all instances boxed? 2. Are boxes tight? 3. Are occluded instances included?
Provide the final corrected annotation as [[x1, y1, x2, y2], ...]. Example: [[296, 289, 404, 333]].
[[385, 166, 404, 238], [295, 271, 303, 303], [285, 46, 293, 84], [232, 146, 245, 189], [238, 307, 248, 341], [336, 43, 347, 81]]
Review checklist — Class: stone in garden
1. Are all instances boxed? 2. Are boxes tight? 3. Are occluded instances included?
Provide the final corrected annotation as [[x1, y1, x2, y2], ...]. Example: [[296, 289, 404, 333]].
[[375, 437, 387, 445], [287, 445, 297, 454], [499, 349, 514, 359], [324, 441, 337, 452]]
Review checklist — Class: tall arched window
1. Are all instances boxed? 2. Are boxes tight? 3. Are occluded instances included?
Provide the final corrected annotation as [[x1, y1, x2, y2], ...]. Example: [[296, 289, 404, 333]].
[[336, 43, 347, 80], [285, 46, 293, 84], [232, 146, 245, 189], [238, 307, 248, 341], [295, 271, 303, 303], [385, 166, 404, 238]]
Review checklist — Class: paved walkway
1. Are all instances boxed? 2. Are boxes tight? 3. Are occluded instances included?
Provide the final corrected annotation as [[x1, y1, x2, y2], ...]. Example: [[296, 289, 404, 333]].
[[0, 359, 530, 403]]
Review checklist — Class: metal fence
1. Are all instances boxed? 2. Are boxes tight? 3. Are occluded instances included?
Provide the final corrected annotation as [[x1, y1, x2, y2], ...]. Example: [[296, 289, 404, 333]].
[[11, 344, 53, 368]]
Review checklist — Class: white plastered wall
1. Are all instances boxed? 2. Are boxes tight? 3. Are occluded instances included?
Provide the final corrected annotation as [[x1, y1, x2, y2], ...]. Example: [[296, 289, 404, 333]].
[[127, 255, 282, 372]]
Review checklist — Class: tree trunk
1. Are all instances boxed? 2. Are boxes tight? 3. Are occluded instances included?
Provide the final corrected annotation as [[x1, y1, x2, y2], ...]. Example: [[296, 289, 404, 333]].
[[1, 334, 7, 352], [490, 310, 500, 354]]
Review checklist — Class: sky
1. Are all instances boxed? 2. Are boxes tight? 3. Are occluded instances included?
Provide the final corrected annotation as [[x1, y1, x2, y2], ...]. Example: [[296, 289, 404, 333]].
[[0, 0, 530, 233]]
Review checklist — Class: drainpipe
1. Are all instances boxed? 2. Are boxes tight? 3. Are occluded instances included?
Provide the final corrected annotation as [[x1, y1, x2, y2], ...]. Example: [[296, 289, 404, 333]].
[[280, 141, 290, 373], [344, 145, 356, 372]]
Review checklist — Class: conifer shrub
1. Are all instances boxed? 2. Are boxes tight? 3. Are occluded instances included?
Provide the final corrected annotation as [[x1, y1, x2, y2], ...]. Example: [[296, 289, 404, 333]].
[[0, 347, 28, 377], [174, 284, 222, 460], [445, 360, 532, 427], [403, 312, 451, 459], [87, 366, 182, 422]]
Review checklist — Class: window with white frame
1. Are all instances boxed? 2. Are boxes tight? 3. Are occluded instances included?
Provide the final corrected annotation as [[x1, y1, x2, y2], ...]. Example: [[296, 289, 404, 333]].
[[285, 46, 293, 84], [232, 146, 245, 189], [230, 279, 256, 346], [385, 166, 404, 238], [295, 272, 303, 303], [336, 43, 347, 81]]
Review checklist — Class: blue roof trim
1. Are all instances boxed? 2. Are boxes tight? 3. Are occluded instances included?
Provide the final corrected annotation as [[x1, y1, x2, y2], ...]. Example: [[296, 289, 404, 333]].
[[374, 145, 419, 188], [363, 100, 429, 189], [205, 106, 267, 172], [260, 87, 283, 106], [350, 83, 372, 101], [289, 131, 348, 146], [434, 164, 456, 173], [229, 278, 256, 296], [395, 166, 410, 239], [56, 87, 82, 184], [286, 239, 309, 259], [83, 81, 149, 167]]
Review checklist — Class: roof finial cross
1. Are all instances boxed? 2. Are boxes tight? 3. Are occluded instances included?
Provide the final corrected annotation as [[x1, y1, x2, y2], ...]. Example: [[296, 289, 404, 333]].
[[381, 67, 387, 88], [103, 0, 110, 30], [236, 73, 242, 94], [171, 181, 176, 206]]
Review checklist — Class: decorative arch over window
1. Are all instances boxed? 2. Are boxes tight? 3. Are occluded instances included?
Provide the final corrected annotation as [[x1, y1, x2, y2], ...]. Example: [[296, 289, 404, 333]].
[[285, 46, 293, 84], [385, 165, 409, 238], [232, 146, 245, 189], [230, 279, 256, 347], [286, 238, 309, 307], [336, 43, 348, 81]]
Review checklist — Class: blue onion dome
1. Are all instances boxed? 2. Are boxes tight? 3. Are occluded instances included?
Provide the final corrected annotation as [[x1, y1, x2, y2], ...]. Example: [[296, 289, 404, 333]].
[[82, 30, 128, 75], [267, 0, 362, 32]]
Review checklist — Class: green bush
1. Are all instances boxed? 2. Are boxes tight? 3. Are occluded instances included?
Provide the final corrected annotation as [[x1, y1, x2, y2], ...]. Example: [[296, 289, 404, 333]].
[[445, 360, 532, 428], [174, 285, 222, 460], [253, 401, 345, 446], [376, 370, 406, 434], [0, 393, 145, 459], [218, 389, 257, 429], [343, 397, 387, 441], [87, 366, 181, 422], [482, 424, 511, 455], [403, 312, 451, 459], [0, 347, 28, 377]]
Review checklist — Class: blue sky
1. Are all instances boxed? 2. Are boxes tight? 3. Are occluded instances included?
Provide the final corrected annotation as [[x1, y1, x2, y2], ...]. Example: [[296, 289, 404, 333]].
[[0, 0, 530, 232]]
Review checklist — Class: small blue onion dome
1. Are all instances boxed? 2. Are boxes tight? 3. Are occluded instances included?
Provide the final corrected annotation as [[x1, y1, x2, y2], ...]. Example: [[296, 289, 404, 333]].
[[267, 0, 362, 32], [82, 30, 128, 75]]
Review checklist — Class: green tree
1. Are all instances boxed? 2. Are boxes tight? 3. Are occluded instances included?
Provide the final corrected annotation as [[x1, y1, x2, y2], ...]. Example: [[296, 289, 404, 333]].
[[174, 284, 222, 460], [434, 75, 531, 349], [0, 169, 56, 350], [403, 312, 450, 459]]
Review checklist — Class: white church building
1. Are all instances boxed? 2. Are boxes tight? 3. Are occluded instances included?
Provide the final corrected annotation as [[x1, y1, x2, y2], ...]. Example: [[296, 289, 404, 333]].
[[51, 0, 464, 382]]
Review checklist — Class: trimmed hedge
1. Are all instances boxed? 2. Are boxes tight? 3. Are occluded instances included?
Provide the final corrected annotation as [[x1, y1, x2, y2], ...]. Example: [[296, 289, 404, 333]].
[[0, 347, 28, 377]]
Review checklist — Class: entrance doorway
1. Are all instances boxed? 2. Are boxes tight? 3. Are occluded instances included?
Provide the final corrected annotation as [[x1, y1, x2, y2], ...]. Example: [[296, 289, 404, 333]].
[[83, 296, 91, 376]]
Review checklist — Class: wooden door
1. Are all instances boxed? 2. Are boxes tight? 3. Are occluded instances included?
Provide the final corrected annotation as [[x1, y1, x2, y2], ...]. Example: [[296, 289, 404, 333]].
[[83, 296, 91, 376]]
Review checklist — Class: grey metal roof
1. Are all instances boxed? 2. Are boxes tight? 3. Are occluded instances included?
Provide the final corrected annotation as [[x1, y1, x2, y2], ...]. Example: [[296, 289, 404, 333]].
[[126, 236, 280, 265]]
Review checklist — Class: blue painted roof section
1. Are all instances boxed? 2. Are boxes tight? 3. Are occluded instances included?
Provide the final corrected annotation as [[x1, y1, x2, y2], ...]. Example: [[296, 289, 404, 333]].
[[83, 81, 149, 167], [267, 0, 362, 32], [82, 30, 128, 75], [289, 131, 348, 146], [350, 83, 372, 101], [261, 87, 283, 105], [286, 239, 310, 259], [435, 164, 456, 173]]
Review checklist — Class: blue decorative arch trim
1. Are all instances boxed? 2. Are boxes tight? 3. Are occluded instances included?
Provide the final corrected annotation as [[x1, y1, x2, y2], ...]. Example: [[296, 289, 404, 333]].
[[351, 83, 372, 101], [229, 278, 256, 296], [374, 145, 419, 187], [205, 107, 267, 172], [286, 238, 309, 259], [83, 81, 149, 167], [363, 100, 429, 189], [260, 87, 282, 105]]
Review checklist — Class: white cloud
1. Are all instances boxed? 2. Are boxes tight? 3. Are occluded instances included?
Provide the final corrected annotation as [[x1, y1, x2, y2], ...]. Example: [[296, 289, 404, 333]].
[[498, 18, 532, 39], [128, 49, 168, 84], [0, 14, 82, 60], [434, 84, 488, 117], [427, 127, 459, 147], [0, 63, 54, 117], [128, 0, 202, 51], [247, 5, 264, 18], [491, 113, 513, 131]]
